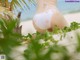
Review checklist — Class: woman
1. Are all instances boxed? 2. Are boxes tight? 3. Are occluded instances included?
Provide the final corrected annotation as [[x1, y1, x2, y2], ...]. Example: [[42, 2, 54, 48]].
[[33, 0, 68, 33]]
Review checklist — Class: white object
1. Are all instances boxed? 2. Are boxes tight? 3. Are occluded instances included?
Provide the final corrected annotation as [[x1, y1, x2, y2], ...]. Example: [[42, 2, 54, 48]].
[[33, 0, 68, 33], [33, 9, 53, 29]]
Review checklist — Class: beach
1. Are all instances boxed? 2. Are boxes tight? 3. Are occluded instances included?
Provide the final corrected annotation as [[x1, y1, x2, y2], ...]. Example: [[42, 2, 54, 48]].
[[20, 12, 80, 35], [0, 0, 80, 60], [11, 12, 80, 60]]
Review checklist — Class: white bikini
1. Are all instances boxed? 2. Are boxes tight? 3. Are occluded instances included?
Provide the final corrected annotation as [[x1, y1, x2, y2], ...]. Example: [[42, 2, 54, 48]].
[[33, 9, 54, 29]]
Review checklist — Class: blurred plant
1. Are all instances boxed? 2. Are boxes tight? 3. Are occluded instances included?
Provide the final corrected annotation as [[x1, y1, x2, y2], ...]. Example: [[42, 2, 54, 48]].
[[23, 22, 80, 60], [76, 33, 80, 52], [0, 0, 35, 11], [0, 16, 80, 60], [24, 32, 70, 60], [0, 17, 22, 60]]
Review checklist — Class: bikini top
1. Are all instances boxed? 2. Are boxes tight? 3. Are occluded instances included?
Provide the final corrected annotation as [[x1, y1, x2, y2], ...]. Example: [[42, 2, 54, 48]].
[[33, 9, 54, 30]]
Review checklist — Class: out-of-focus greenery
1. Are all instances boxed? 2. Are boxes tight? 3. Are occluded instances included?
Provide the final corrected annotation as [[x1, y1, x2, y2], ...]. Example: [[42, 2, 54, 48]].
[[23, 22, 80, 60], [0, 17, 80, 60], [0, 17, 22, 60], [0, 0, 35, 11], [1, 0, 80, 60], [23, 32, 70, 60], [76, 33, 80, 52]]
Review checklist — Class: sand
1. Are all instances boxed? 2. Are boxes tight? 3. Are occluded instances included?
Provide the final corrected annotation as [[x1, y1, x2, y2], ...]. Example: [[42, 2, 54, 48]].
[[64, 12, 80, 24], [12, 12, 80, 60], [20, 12, 80, 35]]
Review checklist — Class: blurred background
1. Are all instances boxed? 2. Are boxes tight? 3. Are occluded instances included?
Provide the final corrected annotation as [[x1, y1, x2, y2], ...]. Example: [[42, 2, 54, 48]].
[[0, 0, 80, 60], [14, 0, 80, 21]]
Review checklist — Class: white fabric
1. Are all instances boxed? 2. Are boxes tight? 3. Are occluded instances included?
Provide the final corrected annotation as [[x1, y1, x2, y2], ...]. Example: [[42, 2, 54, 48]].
[[33, 9, 53, 29]]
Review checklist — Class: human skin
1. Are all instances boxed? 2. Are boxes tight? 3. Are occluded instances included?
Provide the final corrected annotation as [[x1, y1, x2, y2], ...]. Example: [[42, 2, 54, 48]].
[[33, 0, 68, 33]]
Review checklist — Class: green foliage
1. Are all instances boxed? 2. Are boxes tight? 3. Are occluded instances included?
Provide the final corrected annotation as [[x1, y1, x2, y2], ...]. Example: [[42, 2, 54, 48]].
[[0, 0, 35, 11], [24, 33, 70, 60], [0, 18, 80, 60], [23, 22, 80, 60], [76, 34, 80, 52], [0, 18, 22, 60]]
